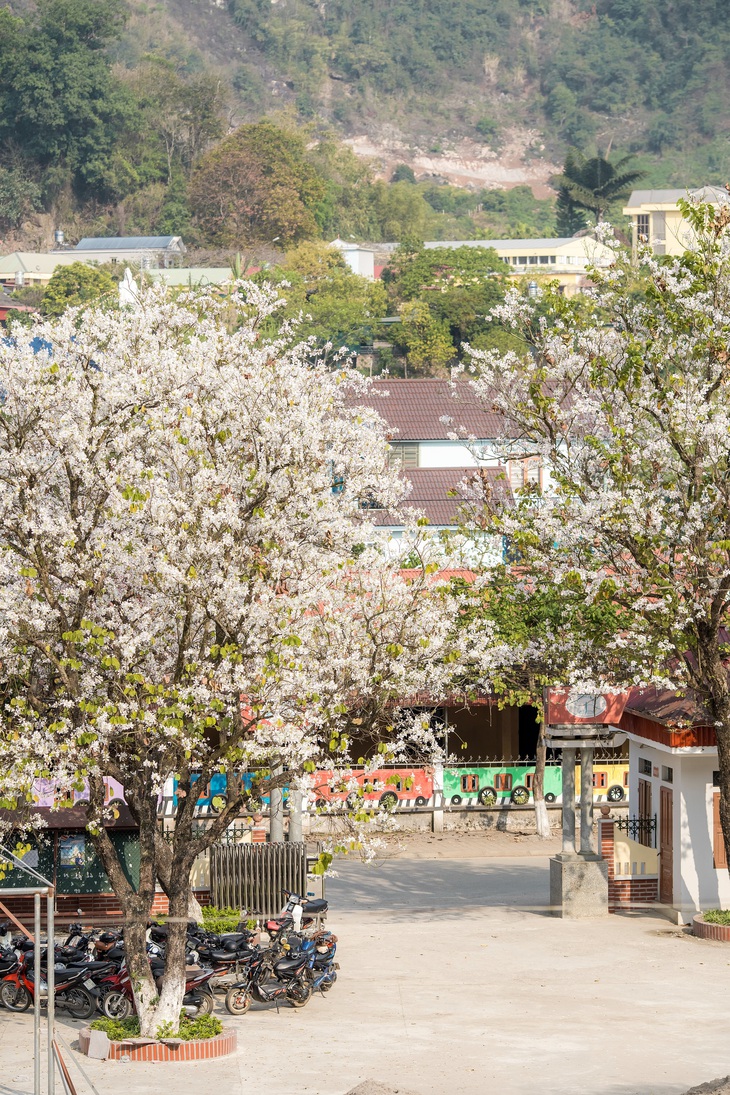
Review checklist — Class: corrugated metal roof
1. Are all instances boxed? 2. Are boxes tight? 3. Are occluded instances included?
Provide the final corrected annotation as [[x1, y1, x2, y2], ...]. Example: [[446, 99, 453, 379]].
[[0, 252, 81, 275], [346, 379, 505, 440], [625, 189, 686, 206], [374, 465, 510, 526], [74, 236, 181, 251], [624, 186, 729, 206]]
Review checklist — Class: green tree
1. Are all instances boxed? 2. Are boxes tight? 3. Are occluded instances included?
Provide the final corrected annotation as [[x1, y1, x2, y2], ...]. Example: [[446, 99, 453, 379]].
[[0, 0, 132, 197], [259, 241, 388, 356], [0, 166, 41, 232], [385, 243, 508, 356], [395, 300, 454, 374], [391, 164, 416, 184], [366, 181, 432, 242], [189, 121, 327, 246], [554, 148, 646, 223], [41, 262, 116, 317], [555, 187, 588, 237]]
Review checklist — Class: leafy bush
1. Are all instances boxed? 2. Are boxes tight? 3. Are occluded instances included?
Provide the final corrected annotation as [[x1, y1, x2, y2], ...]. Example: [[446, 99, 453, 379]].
[[157, 1014, 223, 1040], [200, 905, 245, 933], [90, 1017, 141, 1041], [91, 1013, 223, 1041], [701, 909, 730, 925]]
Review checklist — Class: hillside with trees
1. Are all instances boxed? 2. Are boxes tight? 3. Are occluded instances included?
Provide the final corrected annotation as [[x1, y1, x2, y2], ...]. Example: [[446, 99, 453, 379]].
[[0, 0, 728, 250]]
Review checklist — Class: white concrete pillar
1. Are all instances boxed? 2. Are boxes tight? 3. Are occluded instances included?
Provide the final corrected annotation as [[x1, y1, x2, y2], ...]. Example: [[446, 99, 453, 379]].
[[432, 762, 444, 834], [269, 764, 284, 843], [562, 748, 577, 855], [579, 747, 594, 855], [288, 787, 303, 843]]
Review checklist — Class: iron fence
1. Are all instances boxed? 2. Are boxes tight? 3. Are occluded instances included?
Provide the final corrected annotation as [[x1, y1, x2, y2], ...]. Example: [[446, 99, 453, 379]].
[[616, 814, 657, 848], [209, 841, 309, 916], [159, 823, 253, 845]]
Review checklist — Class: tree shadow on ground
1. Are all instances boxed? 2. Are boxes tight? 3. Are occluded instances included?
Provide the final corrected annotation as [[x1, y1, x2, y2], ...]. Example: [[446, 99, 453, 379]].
[[328, 856, 553, 917]]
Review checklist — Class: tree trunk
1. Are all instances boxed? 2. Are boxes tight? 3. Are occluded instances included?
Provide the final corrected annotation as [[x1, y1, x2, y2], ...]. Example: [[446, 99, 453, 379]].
[[123, 911, 165, 1037], [155, 831, 204, 922], [703, 652, 730, 881], [149, 886, 190, 1034], [533, 722, 551, 840]]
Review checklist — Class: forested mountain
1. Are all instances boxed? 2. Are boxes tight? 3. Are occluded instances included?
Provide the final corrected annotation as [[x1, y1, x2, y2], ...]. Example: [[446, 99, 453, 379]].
[[0, 0, 728, 250]]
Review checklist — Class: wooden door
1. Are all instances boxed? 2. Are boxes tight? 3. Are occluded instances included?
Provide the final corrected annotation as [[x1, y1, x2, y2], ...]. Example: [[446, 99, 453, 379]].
[[659, 786, 673, 904], [713, 792, 728, 869]]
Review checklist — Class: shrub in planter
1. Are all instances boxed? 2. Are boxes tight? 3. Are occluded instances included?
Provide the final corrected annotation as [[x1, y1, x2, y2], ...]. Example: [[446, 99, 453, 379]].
[[701, 909, 730, 926], [201, 905, 254, 934], [91, 1014, 223, 1041]]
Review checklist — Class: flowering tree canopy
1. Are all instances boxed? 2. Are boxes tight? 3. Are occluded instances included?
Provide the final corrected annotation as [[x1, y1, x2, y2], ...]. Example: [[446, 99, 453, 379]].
[[463, 196, 730, 870], [0, 281, 472, 1032]]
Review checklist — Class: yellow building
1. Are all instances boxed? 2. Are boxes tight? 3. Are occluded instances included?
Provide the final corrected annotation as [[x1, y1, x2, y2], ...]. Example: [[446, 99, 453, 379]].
[[622, 185, 729, 257], [0, 251, 82, 289], [424, 235, 617, 295]]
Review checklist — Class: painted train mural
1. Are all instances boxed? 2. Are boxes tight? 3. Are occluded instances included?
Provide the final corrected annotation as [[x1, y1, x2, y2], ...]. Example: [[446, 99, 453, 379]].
[[30, 760, 629, 820], [311, 761, 628, 811]]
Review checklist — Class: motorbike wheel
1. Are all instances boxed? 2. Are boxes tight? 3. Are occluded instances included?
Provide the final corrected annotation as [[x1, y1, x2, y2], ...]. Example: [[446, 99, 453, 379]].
[[102, 990, 133, 1020], [320, 971, 337, 993], [286, 979, 313, 1008], [225, 986, 251, 1015], [0, 982, 31, 1012], [63, 986, 96, 1020], [186, 990, 214, 1018]]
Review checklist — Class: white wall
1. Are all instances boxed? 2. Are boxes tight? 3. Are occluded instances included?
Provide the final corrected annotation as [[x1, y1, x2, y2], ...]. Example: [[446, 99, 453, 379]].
[[417, 440, 498, 468], [628, 739, 730, 920], [679, 757, 730, 917]]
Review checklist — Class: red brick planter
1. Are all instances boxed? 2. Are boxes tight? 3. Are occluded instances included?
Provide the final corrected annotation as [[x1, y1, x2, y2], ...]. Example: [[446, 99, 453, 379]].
[[693, 914, 730, 942], [78, 1026, 237, 1062]]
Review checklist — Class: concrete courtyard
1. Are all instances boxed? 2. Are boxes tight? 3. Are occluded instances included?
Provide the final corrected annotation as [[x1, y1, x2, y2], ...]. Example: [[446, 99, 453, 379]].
[[1, 846, 729, 1095]]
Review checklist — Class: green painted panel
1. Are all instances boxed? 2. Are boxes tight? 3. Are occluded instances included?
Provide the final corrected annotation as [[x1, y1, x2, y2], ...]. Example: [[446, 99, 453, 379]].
[[1, 831, 140, 894]]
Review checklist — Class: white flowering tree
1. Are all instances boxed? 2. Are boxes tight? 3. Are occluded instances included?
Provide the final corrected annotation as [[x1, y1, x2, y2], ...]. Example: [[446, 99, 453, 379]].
[[0, 282, 470, 1034], [463, 196, 730, 869]]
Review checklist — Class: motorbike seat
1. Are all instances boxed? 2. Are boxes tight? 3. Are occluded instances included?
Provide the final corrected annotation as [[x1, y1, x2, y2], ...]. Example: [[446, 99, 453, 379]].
[[274, 955, 306, 973], [303, 899, 328, 914]]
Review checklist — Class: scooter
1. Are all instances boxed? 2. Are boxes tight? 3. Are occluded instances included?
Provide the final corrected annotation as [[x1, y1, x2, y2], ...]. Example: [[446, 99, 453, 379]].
[[224, 935, 312, 1015], [0, 951, 115, 1019], [301, 930, 339, 993], [264, 891, 328, 939], [100, 957, 218, 1019]]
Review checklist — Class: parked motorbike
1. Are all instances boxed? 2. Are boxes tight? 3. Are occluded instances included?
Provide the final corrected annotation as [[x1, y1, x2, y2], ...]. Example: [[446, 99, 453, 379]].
[[0, 951, 115, 1019], [264, 891, 328, 939], [301, 930, 339, 993], [100, 957, 218, 1020], [224, 933, 312, 1015]]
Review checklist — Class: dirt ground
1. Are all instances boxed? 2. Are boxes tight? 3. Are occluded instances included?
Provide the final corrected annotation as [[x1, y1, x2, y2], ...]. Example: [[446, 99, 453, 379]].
[[376, 827, 563, 860]]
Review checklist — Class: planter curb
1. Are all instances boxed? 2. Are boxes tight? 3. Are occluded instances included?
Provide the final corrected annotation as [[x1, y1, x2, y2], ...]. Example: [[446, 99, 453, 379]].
[[78, 1026, 237, 1061], [692, 914, 730, 942]]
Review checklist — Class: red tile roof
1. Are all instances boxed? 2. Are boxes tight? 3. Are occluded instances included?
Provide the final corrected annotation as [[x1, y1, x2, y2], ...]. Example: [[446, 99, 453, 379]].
[[347, 379, 506, 440], [374, 466, 510, 526]]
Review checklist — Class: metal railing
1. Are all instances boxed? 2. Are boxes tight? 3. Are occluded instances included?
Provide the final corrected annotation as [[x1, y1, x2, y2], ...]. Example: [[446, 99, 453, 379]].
[[616, 814, 657, 848], [160, 822, 253, 845]]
